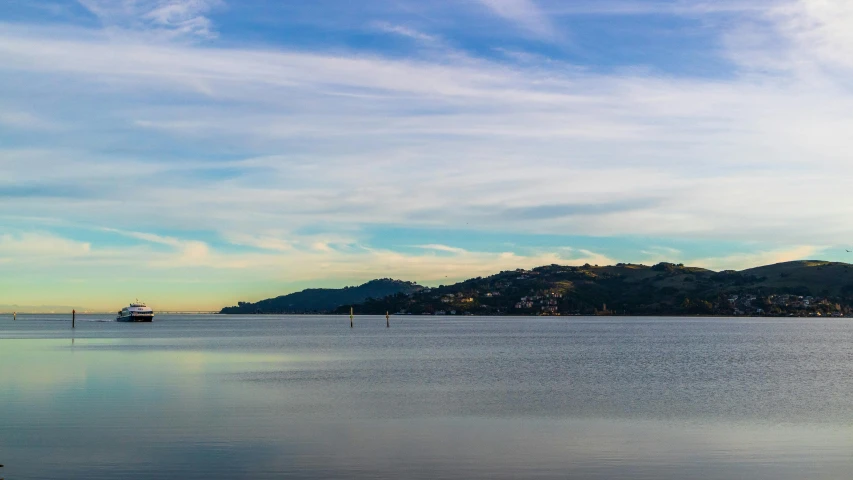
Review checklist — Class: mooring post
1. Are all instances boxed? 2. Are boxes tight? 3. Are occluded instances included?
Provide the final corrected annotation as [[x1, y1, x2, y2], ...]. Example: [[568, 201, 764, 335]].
[[13, 311, 15, 321], [386, 311, 390, 328], [72, 309, 75, 329], [350, 306, 353, 328]]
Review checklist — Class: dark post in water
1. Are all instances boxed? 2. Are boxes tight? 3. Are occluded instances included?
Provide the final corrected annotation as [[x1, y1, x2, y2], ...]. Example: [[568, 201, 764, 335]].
[[72, 309, 75, 329], [386, 311, 390, 328], [350, 306, 353, 328]]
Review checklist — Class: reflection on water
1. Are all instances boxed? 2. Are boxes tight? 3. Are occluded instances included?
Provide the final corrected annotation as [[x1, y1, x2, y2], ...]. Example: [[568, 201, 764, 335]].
[[2, 314, 853, 479]]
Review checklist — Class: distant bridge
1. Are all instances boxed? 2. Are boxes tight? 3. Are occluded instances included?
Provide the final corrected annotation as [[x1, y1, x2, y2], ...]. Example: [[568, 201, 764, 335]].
[[149, 311, 221, 314]]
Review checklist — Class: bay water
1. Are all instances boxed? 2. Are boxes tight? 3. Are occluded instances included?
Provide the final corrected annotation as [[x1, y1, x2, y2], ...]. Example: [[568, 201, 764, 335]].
[[2, 315, 853, 479]]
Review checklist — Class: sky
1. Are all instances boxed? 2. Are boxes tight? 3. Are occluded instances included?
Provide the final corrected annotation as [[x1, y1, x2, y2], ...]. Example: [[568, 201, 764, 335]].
[[2, 0, 853, 310]]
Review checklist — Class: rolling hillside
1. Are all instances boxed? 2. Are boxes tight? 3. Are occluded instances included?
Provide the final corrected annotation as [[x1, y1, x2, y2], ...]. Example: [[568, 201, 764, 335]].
[[220, 279, 423, 314], [337, 261, 853, 316]]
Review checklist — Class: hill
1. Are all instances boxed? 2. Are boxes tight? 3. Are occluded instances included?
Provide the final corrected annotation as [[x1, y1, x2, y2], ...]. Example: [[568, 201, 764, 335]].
[[220, 279, 423, 314], [740, 261, 853, 297], [335, 261, 853, 317]]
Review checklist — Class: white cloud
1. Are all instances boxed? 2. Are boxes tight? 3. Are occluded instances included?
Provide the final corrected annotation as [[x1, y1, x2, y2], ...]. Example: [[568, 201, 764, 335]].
[[77, 0, 223, 38], [194, 241, 614, 283], [639, 246, 685, 265], [100, 228, 217, 266], [0, 232, 91, 258], [102, 227, 184, 247], [0, 111, 56, 130], [413, 244, 469, 254], [691, 245, 825, 271], [224, 233, 293, 252], [311, 242, 334, 253], [720, 0, 853, 80], [544, 0, 779, 16], [771, 0, 853, 69], [1, 21, 852, 244], [475, 0, 559, 39], [372, 22, 439, 44], [0, 228, 615, 306]]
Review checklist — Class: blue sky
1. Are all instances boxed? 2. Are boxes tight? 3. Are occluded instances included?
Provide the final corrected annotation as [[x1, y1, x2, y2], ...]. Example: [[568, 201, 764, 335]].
[[2, 0, 852, 310]]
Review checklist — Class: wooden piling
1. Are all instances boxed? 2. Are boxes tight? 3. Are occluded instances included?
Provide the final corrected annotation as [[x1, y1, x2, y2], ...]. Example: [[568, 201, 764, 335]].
[[72, 309, 75, 329], [386, 311, 390, 328], [12, 311, 15, 321], [350, 306, 353, 328]]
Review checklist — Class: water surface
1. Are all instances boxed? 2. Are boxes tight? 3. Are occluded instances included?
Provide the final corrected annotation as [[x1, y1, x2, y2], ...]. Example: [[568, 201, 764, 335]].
[[2, 315, 853, 479]]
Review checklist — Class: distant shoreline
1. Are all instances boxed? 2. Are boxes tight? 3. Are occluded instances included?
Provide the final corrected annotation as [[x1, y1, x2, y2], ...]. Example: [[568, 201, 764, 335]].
[[4, 312, 848, 319]]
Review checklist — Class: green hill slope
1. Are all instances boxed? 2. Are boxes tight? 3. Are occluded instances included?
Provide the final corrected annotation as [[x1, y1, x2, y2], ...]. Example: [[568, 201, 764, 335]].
[[337, 261, 853, 317], [220, 279, 423, 314], [741, 261, 853, 297]]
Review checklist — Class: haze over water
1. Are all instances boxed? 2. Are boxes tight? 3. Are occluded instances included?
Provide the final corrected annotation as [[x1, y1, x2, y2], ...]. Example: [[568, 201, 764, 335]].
[[3, 315, 853, 478]]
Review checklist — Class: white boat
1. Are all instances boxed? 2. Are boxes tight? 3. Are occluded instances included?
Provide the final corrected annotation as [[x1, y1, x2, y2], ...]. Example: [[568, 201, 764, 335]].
[[117, 301, 154, 322]]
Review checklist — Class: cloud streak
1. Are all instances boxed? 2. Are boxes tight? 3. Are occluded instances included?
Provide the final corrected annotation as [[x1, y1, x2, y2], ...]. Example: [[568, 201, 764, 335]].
[[371, 21, 440, 44], [475, 0, 559, 39], [2, 19, 853, 244], [0, 232, 91, 258], [77, 0, 223, 38], [413, 244, 469, 254]]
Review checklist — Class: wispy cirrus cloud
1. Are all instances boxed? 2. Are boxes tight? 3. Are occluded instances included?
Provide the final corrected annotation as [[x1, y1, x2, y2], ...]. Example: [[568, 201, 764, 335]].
[[2, 22, 853, 244], [543, 0, 779, 16], [101, 227, 185, 247], [413, 244, 469, 254], [371, 21, 440, 44], [77, 0, 223, 38], [475, 0, 559, 40], [224, 233, 294, 252], [766, 0, 853, 73], [0, 110, 57, 130], [0, 232, 91, 258], [99, 228, 213, 266]]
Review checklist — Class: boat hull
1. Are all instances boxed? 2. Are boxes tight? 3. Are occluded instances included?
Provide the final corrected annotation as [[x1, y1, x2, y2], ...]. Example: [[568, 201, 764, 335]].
[[116, 315, 154, 322]]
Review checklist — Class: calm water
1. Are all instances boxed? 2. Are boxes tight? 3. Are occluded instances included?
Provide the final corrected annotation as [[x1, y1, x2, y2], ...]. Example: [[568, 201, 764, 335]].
[[2, 315, 853, 479]]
